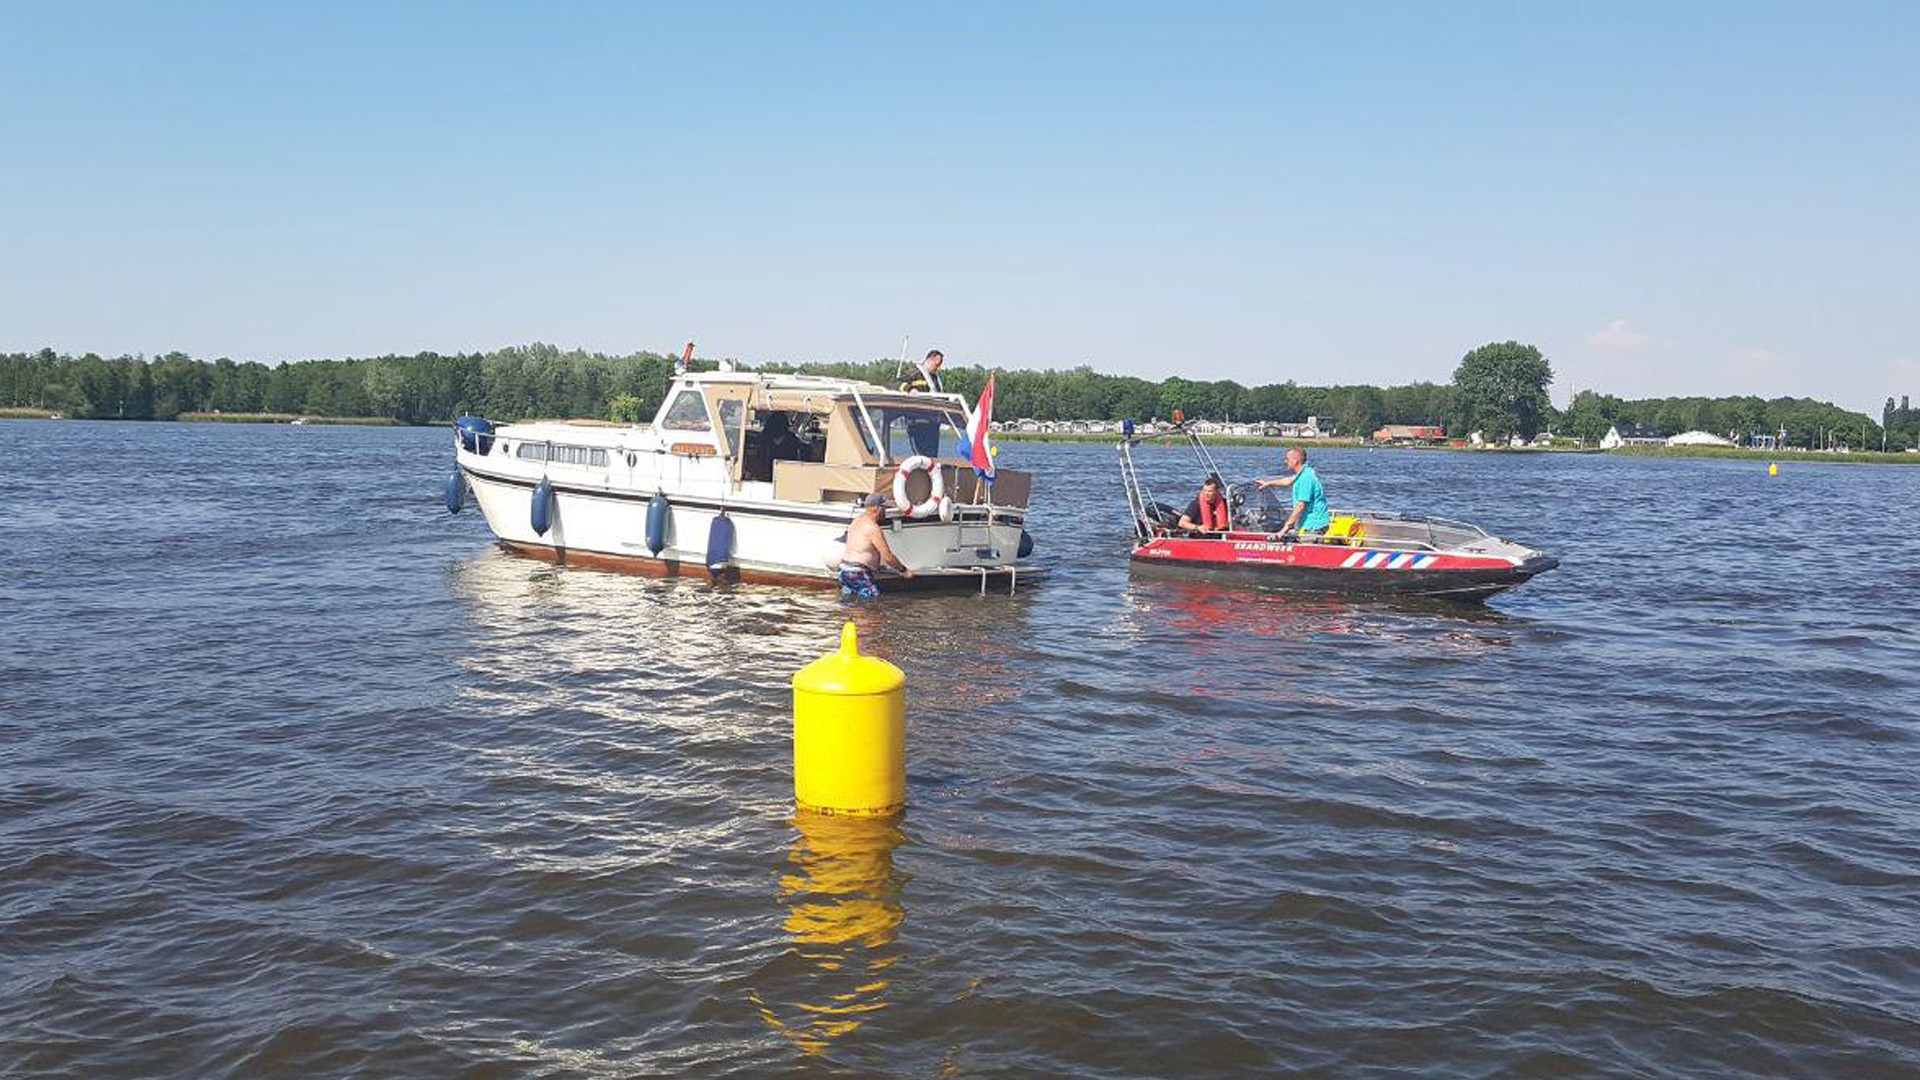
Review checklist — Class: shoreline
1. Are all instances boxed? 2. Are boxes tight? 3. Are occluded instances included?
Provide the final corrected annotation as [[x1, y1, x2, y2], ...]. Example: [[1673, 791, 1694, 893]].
[[996, 430, 1920, 464], [9, 411, 1913, 464], [0, 410, 402, 426]]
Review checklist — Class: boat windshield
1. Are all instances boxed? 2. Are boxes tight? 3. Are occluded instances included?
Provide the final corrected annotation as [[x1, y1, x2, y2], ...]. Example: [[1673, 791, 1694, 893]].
[[856, 402, 968, 460], [1242, 487, 1295, 531]]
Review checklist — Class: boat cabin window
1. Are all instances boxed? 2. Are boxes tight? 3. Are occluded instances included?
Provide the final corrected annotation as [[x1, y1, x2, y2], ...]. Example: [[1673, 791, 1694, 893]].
[[660, 390, 712, 432], [861, 403, 965, 460], [516, 443, 609, 467], [740, 408, 829, 481], [716, 399, 744, 443]]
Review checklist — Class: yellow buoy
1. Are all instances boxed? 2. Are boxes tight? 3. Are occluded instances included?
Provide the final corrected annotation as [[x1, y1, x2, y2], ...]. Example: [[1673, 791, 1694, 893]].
[[1769, 462, 1779, 476], [792, 622, 906, 816]]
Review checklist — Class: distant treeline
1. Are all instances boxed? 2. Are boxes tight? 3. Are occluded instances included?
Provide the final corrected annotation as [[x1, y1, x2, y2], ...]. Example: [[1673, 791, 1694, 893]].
[[755, 359, 1455, 441], [0, 345, 677, 425], [2, 345, 1906, 450], [1559, 390, 1906, 451]]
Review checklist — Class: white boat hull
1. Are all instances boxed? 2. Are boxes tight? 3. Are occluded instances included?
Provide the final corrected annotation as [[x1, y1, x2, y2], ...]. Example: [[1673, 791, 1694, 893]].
[[458, 456, 1032, 590]]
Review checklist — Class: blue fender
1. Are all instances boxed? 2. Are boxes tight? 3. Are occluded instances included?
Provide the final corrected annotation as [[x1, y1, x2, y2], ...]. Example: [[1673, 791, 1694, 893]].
[[445, 470, 466, 514], [646, 492, 670, 555], [455, 414, 495, 455], [1017, 530, 1034, 559], [706, 514, 735, 576], [531, 479, 554, 536]]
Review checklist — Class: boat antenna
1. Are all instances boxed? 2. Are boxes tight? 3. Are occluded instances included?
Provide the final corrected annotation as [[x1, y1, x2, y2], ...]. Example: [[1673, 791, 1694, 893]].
[[894, 333, 909, 384]]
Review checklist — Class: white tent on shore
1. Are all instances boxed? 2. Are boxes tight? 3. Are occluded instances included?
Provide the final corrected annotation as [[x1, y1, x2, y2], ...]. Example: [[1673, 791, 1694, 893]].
[[1666, 430, 1736, 447]]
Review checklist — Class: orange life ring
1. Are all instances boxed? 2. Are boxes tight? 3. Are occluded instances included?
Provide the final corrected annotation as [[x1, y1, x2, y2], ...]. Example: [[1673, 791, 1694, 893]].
[[892, 455, 945, 519]]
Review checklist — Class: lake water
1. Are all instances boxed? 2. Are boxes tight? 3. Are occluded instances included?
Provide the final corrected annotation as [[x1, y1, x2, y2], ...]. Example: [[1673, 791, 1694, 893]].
[[3, 420, 1918, 1078]]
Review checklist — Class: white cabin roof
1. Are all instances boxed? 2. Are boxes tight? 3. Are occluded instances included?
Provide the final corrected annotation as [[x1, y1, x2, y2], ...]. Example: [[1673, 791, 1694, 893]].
[[678, 371, 884, 395]]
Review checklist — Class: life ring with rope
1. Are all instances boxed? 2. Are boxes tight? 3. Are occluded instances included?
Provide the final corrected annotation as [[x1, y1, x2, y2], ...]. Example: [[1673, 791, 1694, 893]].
[[891, 454, 945, 519]]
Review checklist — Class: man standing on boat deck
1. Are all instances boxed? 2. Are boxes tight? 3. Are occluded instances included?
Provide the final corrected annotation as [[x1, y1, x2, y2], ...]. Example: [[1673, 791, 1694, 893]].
[[899, 349, 945, 395], [899, 350, 946, 458], [1258, 447, 1332, 537], [840, 493, 915, 599]]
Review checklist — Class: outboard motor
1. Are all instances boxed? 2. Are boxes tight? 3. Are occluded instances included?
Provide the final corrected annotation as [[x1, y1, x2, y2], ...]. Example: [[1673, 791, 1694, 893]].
[[455, 414, 495, 455]]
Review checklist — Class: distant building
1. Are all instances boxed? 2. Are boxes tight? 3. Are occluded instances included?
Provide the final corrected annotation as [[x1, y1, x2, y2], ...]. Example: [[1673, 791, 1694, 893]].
[[1600, 422, 1667, 449], [1372, 424, 1446, 444]]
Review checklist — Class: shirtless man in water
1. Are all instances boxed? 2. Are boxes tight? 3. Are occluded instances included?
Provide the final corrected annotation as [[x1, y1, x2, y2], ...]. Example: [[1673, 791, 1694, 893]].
[[840, 493, 915, 598]]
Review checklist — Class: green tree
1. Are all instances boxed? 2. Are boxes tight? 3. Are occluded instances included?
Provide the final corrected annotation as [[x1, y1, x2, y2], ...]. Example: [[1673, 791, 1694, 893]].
[[1451, 341, 1553, 439], [363, 363, 407, 418], [607, 393, 646, 424]]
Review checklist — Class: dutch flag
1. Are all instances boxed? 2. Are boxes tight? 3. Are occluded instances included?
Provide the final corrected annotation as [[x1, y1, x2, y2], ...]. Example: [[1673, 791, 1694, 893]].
[[955, 372, 997, 482]]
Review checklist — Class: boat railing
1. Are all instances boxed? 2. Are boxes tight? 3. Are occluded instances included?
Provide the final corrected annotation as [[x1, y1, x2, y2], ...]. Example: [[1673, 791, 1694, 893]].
[[1332, 510, 1492, 550], [1136, 507, 1493, 554], [1116, 439, 1163, 541]]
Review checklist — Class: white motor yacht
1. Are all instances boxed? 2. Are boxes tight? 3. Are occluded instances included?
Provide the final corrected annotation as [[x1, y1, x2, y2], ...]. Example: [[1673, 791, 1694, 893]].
[[448, 371, 1039, 592]]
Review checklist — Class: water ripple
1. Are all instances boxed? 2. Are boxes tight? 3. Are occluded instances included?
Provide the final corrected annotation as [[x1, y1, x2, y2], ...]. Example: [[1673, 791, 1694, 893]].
[[3, 424, 1918, 1077]]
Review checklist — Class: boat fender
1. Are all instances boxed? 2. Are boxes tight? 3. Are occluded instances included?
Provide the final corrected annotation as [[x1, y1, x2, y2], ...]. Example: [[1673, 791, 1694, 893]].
[[645, 492, 670, 555], [445, 469, 466, 514], [820, 532, 847, 570], [937, 495, 954, 522], [1017, 530, 1034, 559], [531, 478, 554, 536], [891, 455, 944, 519], [455, 414, 495, 455], [706, 513, 735, 577]]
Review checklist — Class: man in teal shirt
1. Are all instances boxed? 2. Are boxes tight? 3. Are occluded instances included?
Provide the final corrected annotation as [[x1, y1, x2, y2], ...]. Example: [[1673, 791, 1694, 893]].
[[1258, 447, 1332, 536]]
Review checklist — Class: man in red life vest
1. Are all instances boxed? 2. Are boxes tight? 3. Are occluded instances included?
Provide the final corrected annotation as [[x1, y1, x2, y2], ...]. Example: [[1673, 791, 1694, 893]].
[[1177, 473, 1233, 534]]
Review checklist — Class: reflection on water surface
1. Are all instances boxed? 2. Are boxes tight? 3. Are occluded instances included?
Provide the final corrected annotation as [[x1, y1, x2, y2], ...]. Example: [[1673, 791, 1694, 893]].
[[754, 813, 907, 1054]]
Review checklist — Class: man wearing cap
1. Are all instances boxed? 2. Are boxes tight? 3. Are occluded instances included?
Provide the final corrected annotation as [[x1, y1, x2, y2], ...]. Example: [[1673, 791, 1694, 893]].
[[840, 493, 915, 598]]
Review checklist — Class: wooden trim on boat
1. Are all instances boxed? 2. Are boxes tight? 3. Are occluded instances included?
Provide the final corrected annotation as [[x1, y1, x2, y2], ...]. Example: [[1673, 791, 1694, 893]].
[[497, 540, 1043, 591], [499, 540, 833, 586]]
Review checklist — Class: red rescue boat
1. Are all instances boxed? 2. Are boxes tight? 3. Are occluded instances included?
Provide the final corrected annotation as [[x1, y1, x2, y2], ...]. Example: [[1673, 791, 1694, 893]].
[[1118, 424, 1558, 601]]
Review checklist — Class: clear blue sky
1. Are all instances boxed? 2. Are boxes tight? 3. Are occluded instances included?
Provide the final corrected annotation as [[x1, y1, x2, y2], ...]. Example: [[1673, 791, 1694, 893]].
[[3, 1, 1914, 412]]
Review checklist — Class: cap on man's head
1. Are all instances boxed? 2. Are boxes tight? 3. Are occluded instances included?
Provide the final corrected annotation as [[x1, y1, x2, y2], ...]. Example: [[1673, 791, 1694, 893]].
[[861, 493, 889, 507]]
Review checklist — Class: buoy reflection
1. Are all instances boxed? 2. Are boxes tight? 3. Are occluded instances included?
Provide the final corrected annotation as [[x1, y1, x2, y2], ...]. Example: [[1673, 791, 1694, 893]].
[[755, 810, 907, 1055]]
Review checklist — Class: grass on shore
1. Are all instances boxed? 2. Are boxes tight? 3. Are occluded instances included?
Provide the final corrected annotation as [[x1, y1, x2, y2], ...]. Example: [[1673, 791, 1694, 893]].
[[1610, 444, 1920, 465], [0, 407, 63, 419], [176, 412, 403, 426]]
